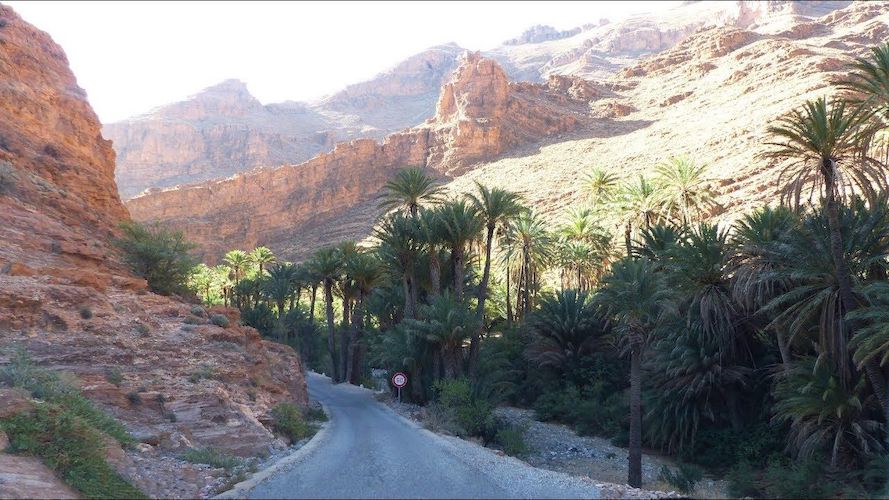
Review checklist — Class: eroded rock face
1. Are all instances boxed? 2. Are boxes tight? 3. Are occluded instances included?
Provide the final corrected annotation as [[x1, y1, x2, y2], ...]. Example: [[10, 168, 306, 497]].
[[0, 6, 308, 497], [127, 53, 592, 260]]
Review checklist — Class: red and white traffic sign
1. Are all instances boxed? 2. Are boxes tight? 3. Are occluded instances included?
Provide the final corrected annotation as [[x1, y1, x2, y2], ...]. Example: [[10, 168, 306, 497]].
[[391, 371, 408, 388]]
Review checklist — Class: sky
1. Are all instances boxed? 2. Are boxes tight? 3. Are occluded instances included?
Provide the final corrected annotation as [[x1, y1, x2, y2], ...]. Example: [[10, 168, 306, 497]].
[[7, 1, 681, 123]]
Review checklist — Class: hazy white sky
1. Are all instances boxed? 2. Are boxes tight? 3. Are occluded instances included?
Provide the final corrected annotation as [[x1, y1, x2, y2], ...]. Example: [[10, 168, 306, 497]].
[[7, 1, 680, 123]]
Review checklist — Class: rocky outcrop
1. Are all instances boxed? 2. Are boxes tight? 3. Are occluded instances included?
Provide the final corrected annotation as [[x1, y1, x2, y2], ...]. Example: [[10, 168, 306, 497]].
[[502, 25, 582, 46], [127, 53, 593, 260], [0, 6, 308, 497]]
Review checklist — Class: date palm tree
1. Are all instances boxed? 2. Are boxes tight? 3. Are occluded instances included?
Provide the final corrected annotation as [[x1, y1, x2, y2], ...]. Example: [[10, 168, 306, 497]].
[[375, 212, 423, 319], [761, 97, 887, 399], [249, 246, 276, 276], [437, 199, 484, 303], [596, 257, 674, 488], [313, 246, 342, 381], [613, 175, 666, 255], [344, 250, 383, 384], [378, 167, 445, 217], [264, 263, 297, 340], [223, 249, 249, 286], [584, 167, 619, 206], [466, 182, 524, 377], [655, 156, 718, 225]]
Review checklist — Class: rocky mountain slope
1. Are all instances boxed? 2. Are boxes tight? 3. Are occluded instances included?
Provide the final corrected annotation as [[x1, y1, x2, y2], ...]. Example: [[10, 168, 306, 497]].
[[0, 5, 307, 497], [126, 1, 889, 263], [108, 1, 852, 198]]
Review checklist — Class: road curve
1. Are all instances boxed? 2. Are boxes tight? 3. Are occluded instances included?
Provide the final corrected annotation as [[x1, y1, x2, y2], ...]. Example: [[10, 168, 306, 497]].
[[248, 373, 603, 499]]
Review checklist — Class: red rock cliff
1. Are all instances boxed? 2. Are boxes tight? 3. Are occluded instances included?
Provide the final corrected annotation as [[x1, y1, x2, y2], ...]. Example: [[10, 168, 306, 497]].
[[126, 53, 592, 260]]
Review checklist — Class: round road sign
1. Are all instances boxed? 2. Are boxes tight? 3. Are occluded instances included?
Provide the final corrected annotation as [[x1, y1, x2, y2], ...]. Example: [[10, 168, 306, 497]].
[[391, 371, 408, 388]]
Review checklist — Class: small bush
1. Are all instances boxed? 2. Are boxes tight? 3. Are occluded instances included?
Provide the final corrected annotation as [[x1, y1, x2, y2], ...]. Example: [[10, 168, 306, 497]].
[[1, 405, 145, 498], [495, 425, 528, 457], [271, 402, 310, 442], [210, 314, 230, 328], [105, 368, 123, 387], [182, 447, 243, 470], [188, 365, 216, 383], [135, 323, 150, 336], [183, 315, 204, 325], [658, 463, 703, 494], [763, 457, 835, 499], [126, 391, 142, 405], [190, 305, 207, 317], [114, 221, 198, 296], [306, 406, 327, 422], [727, 461, 761, 498], [79, 306, 93, 319], [0, 161, 18, 194], [434, 378, 494, 438]]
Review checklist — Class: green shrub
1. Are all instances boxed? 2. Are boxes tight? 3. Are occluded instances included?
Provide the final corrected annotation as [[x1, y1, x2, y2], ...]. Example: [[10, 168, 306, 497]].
[[763, 457, 836, 499], [183, 315, 204, 325], [495, 425, 528, 457], [241, 304, 275, 336], [210, 314, 230, 328], [105, 368, 123, 387], [114, 221, 198, 296], [182, 447, 243, 470], [306, 406, 327, 422], [190, 305, 206, 317], [434, 378, 494, 438], [271, 402, 310, 442], [126, 391, 141, 405], [134, 323, 150, 336], [1, 352, 132, 446], [188, 365, 216, 383], [0, 161, 18, 194], [1, 405, 145, 498], [658, 463, 704, 494], [79, 306, 93, 319], [727, 461, 761, 498]]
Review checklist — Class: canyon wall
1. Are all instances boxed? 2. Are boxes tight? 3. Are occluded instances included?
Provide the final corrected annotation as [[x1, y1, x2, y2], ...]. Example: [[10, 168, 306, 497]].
[[0, 6, 307, 497], [127, 53, 595, 260]]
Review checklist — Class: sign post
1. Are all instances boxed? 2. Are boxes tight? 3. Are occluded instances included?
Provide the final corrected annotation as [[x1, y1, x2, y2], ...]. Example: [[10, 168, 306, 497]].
[[391, 371, 407, 403]]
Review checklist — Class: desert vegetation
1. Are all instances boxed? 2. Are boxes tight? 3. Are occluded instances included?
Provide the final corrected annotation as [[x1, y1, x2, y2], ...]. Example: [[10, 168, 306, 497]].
[[132, 43, 889, 496]]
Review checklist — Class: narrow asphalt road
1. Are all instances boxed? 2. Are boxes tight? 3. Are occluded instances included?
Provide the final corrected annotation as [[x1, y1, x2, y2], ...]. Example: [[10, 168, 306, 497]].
[[249, 373, 603, 499]]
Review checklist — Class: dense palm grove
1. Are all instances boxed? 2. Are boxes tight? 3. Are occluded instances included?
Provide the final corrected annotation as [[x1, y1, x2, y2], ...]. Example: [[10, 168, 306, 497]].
[[172, 44, 889, 495]]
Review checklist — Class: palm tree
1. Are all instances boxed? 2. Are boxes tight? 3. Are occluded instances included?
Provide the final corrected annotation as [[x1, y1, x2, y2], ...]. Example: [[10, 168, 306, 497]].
[[761, 97, 887, 403], [526, 290, 607, 380], [264, 263, 297, 340], [336, 241, 360, 380], [250, 246, 276, 276], [375, 212, 422, 319], [841, 42, 889, 163], [655, 156, 718, 225], [313, 246, 342, 382], [437, 199, 484, 303], [613, 175, 666, 255], [466, 182, 524, 377], [405, 293, 477, 379], [212, 264, 232, 307], [584, 167, 618, 206], [418, 207, 446, 297], [223, 250, 250, 288], [378, 167, 445, 217], [188, 264, 215, 304], [596, 257, 674, 488], [501, 211, 555, 320], [344, 251, 383, 384]]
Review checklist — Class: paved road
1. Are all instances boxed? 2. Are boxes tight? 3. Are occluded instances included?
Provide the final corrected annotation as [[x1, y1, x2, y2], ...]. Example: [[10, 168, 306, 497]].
[[249, 373, 603, 499]]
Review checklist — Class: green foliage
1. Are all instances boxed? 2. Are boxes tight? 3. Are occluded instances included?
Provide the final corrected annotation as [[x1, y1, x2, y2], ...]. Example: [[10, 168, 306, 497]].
[[1, 352, 132, 446], [79, 306, 93, 319], [433, 378, 494, 439], [495, 425, 529, 457], [532, 385, 626, 439], [658, 463, 704, 494], [104, 368, 123, 387], [763, 457, 837, 499], [210, 313, 230, 328], [271, 402, 310, 442], [726, 461, 761, 498], [114, 221, 198, 296], [188, 365, 216, 384], [134, 323, 150, 336], [182, 448, 243, 470], [306, 406, 328, 422], [0, 160, 18, 194], [190, 305, 206, 317], [183, 314, 204, 325], [241, 304, 276, 336], [1, 405, 146, 499], [126, 391, 141, 405]]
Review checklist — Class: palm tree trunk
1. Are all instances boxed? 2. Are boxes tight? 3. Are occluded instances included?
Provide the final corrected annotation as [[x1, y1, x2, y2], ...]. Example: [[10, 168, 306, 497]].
[[823, 167, 856, 387], [625, 222, 632, 257], [340, 298, 351, 383], [347, 294, 365, 385], [628, 348, 642, 489], [430, 250, 441, 297], [506, 255, 513, 329], [469, 226, 495, 378], [775, 330, 793, 376], [309, 284, 317, 322], [402, 274, 415, 319], [454, 247, 465, 302], [324, 279, 339, 382], [522, 245, 531, 318]]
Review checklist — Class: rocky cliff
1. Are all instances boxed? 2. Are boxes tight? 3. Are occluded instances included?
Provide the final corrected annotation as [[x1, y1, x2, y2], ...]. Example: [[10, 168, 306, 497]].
[[127, 1, 888, 264], [126, 52, 595, 260], [109, 1, 852, 198], [0, 6, 307, 497]]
